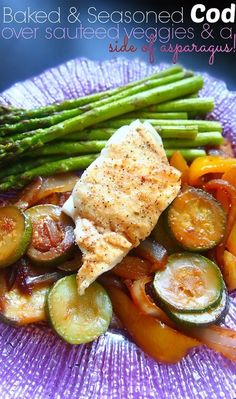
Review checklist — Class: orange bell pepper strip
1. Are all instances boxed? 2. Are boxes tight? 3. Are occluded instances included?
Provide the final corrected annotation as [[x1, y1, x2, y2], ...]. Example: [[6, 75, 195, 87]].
[[222, 250, 236, 292], [204, 179, 236, 223], [170, 151, 189, 185], [226, 222, 236, 257], [189, 156, 236, 186], [103, 283, 199, 363], [216, 190, 230, 213], [222, 166, 236, 188]]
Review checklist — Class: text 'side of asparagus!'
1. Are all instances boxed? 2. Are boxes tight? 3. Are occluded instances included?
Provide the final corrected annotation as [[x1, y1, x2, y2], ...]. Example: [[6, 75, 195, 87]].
[[0, 4, 236, 64]]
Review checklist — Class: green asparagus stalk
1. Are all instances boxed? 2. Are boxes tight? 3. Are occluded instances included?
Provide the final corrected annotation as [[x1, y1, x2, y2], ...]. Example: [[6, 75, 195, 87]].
[[152, 119, 222, 132], [0, 76, 204, 163], [0, 104, 22, 115], [165, 148, 206, 160], [0, 66, 183, 125], [144, 98, 214, 114], [58, 129, 114, 142], [25, 140, 107, 157], [0, 106, 10, 115], [0, 110, 23, 126], [0, 154, 98, 191], [80, 72, 191, 112], [122, 112, 188, 120], [0, 108, 83, 137], [187, 93, 199, 98], [156, 125, 198, 139], [100, 118, 222, 132], [0, 155, 66, 180], [163, 132, 223, 148], [0, 72, 187, 137], [0, 128, 117, 144]]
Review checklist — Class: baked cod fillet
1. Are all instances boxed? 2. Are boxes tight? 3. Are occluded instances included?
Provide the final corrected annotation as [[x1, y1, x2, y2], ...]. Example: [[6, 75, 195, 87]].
[[63, 120, 181, 294]]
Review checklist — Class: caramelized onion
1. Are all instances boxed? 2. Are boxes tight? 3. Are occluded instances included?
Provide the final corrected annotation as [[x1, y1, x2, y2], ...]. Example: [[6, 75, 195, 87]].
[[134, 239, 168, 271], [5, 258, 63, 295], [129, 276, 236, 362], [188, 325, 236, 362], [15, 173, 79, 210], [112, 256, 152, 279], [129, 277, 174, 326]]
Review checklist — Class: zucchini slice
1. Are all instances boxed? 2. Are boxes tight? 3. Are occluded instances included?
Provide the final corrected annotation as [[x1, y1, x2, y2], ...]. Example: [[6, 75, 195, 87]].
[[0, 273, 49, 325], [167, 187, 226, 251], [153, 253, 223, 313], [152, 214, 181, 254], [0, 206, 32, 268], [26, 205, 75, 267], [47, 275, 112, 344], [165, 289, 228, 327]]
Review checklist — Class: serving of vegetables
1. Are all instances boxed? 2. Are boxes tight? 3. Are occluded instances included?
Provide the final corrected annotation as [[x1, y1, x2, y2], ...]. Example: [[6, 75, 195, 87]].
[[0, 66, 236, 365]]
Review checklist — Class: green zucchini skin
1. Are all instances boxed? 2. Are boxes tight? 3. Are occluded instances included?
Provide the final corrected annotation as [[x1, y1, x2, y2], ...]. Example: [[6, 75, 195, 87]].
[[0, 206, 32, 269], [161, 289, 228, 327], [166, 187, 226, 252], [153, 253, 224, 314], [26, 205, 75, 267], [151, 214, 181, 254]]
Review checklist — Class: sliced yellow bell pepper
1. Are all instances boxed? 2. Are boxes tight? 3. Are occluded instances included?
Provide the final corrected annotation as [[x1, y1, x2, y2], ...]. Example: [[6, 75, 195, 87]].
[[103, 283, 199, 363], [188, 156, 236, 186], [222, 166, 236, 188]]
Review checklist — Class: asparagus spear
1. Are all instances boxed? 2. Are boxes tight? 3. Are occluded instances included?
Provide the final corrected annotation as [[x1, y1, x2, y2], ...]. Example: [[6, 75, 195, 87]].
[[0, 76, 204, 163], [152, 119, 222, 132], [101, 119, 222, 132], [156, 126, 198, 139], [80, 72, 191, 112], [0, 72, 187, 137], [0, 108, 83, 136], [0, 104, 22, 115], [165, 148, 206, 160], [0, 110, 23, 126], [0, 154, 98, 191], [0, 155, 66, 180], [0, 66, 183, 125], [25, 140, 107, 157], [144, 98, 214, 114], [163, 132, 223, 148], [0, 128, 117, 144], [187, 93, 199, 98], [59, 128, 115, 142], [122, 112, 188, 120]]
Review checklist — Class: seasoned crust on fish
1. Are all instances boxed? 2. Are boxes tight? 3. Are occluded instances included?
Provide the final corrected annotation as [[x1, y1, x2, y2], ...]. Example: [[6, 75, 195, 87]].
[[63, 120, 181, 294]]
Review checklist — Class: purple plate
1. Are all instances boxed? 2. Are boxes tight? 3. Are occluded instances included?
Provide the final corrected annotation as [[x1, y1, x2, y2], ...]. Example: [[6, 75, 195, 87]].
[[0, 58, 236, 399]]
